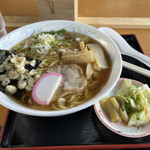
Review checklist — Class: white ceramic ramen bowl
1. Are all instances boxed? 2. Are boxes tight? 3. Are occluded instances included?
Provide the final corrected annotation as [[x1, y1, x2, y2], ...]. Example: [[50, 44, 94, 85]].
[[0, 20, 122, 116]]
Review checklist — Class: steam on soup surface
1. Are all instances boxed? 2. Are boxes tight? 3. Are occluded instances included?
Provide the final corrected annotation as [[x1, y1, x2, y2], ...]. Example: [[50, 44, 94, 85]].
[[0, 29, 111, 110]]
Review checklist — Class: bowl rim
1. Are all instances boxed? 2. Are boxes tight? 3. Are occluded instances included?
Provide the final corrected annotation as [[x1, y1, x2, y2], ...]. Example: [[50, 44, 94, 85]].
[[0, 20, 122, 116]]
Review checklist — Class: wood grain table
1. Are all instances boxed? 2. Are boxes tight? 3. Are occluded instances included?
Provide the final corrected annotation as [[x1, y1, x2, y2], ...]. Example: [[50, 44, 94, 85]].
[[116, 29, 150, 57]]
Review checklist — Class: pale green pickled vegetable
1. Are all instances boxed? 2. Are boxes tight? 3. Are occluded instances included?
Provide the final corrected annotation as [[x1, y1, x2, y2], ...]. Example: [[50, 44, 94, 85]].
[[110, 97, 120, 111], [99, 98, 108, 113], [105, 99, 121, 122], [119, 107, 128, 122]]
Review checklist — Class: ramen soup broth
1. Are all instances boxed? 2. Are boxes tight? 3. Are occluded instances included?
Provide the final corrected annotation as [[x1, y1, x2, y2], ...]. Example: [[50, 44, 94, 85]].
[[0, 29, 111, 111]]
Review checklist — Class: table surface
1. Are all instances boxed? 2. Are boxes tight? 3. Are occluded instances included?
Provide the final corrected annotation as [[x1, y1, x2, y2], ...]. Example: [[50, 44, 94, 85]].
[[0, 0, 150, 133], [116, 29, 150, 57]]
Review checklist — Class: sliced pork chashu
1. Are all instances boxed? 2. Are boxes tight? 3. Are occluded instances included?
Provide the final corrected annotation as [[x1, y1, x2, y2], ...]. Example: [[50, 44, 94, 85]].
[[64, 78, 87, 91], [47, 64, 87, 97]]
